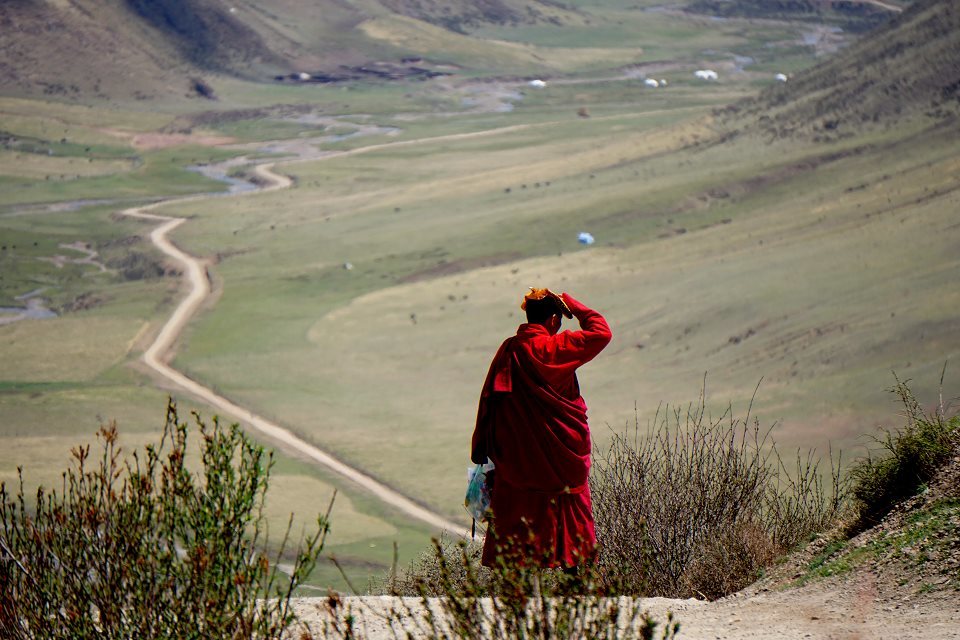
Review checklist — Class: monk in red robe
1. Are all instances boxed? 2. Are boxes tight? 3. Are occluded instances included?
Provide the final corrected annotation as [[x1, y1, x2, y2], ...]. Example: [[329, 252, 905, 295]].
[[471, 288, 612, 569]]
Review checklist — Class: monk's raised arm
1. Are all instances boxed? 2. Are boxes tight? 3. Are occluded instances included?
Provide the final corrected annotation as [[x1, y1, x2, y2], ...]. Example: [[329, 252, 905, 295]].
[[558, 292, 611, 363]]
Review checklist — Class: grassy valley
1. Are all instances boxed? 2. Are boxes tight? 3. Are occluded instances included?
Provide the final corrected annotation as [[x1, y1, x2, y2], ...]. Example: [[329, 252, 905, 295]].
[[2, 0, 957, 592]]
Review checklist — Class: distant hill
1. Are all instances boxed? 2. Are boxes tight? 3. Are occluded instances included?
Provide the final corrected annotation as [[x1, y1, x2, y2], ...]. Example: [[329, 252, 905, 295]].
[[0, 0, 578, 102], [378, 0, 578, 33], [685, 0, 905, 33], [124, 0, 284, 72], [721, 0, 960, 139], [0, 0, 181, 101]]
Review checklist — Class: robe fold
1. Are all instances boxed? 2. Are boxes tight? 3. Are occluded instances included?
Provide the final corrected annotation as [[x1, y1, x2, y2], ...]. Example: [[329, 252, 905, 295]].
[[471, 293, 611, 568]]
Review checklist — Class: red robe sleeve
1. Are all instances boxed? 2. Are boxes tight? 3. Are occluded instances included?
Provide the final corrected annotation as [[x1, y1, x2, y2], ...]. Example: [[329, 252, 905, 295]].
[[472, 337, 513, 464], [518, 293, 611, 392]]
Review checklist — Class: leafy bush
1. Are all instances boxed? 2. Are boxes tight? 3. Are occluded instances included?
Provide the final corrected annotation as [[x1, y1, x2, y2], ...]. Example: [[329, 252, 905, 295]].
[[0, 401, 327, 639], [591, 387, 845, 599], [849, 377, 959, 532]]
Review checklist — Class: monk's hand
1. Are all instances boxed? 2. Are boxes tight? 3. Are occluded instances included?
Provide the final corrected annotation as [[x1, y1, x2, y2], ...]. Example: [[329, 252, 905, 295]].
[[550, 290, 573, 319], [559, 292, 585, 317]]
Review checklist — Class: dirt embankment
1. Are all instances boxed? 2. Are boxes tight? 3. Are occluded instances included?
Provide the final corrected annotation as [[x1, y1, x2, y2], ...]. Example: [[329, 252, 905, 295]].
[[291, 577, 959, 639]]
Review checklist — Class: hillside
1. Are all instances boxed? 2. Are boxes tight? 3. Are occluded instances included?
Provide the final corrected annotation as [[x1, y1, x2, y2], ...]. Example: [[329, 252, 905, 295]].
[[0, 1, 186, 101], [686, 0, 904, 33], [124, 0, 285, 73], [376, 0, 581, 33], [756, 454, 960, 606], [721, 0, 960, 139], [0, 0, 583, 102], [0, 0, 380, 100]]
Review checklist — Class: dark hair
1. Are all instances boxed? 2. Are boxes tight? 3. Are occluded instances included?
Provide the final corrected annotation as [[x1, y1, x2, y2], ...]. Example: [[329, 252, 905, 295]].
[[524, 296, 563, 324]]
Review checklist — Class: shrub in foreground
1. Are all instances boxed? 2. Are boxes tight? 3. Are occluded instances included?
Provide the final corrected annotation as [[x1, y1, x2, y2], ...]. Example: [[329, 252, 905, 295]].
[[849, 377, 959, 532], [346, 538, 679, 640], [369, 533, 490, 597], [0, 401, 327, 640], [592, 388, 845, 599]]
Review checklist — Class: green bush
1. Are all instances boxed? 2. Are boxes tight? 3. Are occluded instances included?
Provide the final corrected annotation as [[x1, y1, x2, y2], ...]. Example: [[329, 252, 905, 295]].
[[849, 377, 959, 532], [0, 400, 328, 640]]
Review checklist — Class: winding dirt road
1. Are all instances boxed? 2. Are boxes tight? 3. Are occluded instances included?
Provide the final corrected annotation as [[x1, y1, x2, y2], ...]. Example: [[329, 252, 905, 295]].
[[860, 0, 903, 12], [122, 159, 473, 538]]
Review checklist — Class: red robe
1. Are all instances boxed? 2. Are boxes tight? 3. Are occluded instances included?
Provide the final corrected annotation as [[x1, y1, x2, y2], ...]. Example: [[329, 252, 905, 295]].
[[471, 293, 612, 568]]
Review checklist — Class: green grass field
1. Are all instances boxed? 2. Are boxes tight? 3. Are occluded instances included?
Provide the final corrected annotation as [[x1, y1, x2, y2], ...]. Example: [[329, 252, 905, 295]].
[[2, 3, 957, 588]]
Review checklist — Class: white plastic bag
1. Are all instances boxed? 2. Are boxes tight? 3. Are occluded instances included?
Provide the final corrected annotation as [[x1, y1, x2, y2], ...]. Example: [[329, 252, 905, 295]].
[[464, 461, 494, 521]]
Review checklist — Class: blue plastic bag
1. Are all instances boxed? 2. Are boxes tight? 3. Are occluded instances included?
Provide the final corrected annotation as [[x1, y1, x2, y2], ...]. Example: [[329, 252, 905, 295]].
[[464, 461, 494, 521]]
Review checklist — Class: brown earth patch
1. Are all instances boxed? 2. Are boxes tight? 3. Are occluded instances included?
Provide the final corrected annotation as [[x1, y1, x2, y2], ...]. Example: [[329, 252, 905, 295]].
[[59, 291, 108, 313], [130, 132, 236, 150]]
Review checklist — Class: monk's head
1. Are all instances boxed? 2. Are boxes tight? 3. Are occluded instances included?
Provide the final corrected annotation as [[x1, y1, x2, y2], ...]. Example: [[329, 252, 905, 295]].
[[521, 288, 569, 334]]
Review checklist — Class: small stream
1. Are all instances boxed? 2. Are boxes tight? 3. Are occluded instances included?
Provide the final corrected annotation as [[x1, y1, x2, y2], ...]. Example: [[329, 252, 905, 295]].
[[0, 289, 57, 325], [187, 158, 260, 194], [187, 116, 401, 194]]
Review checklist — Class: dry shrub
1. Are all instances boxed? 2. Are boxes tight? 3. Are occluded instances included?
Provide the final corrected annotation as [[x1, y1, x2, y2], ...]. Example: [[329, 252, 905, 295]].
[[591, 384, 845, 599], [358, 537, 680, 640], [368, 534, 490, 596], [682, 521, 777, 598]]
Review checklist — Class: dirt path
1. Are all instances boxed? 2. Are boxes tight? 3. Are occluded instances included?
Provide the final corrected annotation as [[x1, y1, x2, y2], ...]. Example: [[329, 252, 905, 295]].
[[292, 573, 960, 639], [859, 0, 903, 12]]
